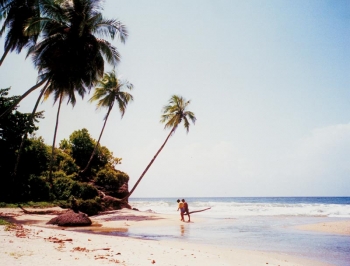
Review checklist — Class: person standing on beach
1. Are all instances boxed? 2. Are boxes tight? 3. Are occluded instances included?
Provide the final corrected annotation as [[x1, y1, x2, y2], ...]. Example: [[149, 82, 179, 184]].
[[177, 199, 185, 222], [182, 199, 190, 222]]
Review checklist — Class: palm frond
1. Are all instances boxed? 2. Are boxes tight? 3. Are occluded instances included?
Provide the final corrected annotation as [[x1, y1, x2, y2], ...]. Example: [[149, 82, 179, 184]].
[[160, 95, 196, 132], [96, 38, 120, 65]]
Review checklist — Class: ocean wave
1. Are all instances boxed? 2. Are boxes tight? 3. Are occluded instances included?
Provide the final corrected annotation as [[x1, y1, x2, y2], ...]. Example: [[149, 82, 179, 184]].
[[128, 198, 350, 218]]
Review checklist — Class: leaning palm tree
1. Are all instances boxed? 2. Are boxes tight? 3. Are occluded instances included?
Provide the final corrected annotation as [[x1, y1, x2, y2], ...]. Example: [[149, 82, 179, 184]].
[[123, 95, 196, 200], [81, 70, 133, 174]]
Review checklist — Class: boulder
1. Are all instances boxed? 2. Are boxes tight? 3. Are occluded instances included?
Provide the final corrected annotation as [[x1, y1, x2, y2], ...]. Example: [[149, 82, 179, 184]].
[[47, 210, 92, 226]]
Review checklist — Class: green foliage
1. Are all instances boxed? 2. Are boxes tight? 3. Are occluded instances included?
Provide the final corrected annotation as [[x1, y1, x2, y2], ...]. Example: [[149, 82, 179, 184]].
[[65, 128, 123, 176], [52, 177, 98, 201], [52, 177, 75, 200], [95, 168, 129, 191], [0, 88, 128, 211], [68, 128, 95, 169], [71, 182, 98, 200], [54, 148, 79, 175], [17, 137, 50, 178], [76, 198, 102, 216], [27, 175, 51, 201], [0, 88, 43, 180], [0, 88, 46, 202], [0, 218, 10, 226]]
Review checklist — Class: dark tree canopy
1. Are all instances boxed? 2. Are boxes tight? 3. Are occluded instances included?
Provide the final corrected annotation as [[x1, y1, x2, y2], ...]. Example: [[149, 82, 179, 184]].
[[0, 88, 128, 208]]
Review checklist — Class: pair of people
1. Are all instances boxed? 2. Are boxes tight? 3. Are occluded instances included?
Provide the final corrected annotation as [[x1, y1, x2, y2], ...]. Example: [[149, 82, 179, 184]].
[[177, 199, 190, 222]]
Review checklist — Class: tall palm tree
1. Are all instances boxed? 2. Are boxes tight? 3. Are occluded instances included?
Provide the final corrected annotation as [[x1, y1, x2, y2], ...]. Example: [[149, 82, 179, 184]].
[[123, 95, 196, 200], [81, 70, 133, 174], [25, 0, 128, 182], [0, 0, 40, 66], [0, 0, 127, 118]]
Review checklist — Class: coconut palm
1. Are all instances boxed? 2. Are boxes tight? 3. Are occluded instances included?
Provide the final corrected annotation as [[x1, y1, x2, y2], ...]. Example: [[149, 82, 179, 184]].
[[0, 0, 40, 66], [81, 70, 133, 175], [123, 95, 196, 200], [26, 0, 128, 182], [0, 0, 127, 119]]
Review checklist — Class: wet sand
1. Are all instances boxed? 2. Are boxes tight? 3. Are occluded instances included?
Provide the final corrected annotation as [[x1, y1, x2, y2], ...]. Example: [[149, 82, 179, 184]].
[[0, 207, 337, 265]]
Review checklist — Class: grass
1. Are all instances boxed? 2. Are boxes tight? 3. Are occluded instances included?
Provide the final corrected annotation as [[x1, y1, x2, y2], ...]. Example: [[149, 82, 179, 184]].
[[0, 218, 10, 225], [0, 200, 68, 208]]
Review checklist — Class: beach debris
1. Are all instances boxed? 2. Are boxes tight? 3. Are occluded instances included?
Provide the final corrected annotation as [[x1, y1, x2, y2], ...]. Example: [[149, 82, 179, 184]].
[[47, 210, 92, 226], [91, 248, 111, 251], [188, 207, 211, 214], [4, 223, 31, 238], [45, 236, 73, 243], [151, 259, 156, 264], [71, 246, 90, 252], [18, 205, 68, 215]]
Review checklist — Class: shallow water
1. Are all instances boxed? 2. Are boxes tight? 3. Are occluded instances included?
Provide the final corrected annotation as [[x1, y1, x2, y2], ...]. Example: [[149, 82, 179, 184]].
[[78, 197, 350, 266], [117, 216, 350, 266]]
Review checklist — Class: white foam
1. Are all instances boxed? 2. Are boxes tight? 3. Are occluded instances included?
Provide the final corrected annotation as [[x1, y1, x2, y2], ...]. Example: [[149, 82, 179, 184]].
[[129, 199, 350, 218]]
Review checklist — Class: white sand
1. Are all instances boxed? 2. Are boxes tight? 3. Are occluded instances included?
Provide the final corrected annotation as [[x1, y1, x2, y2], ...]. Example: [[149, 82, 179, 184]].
[[295, 220, 350, 236], [0, 208, 335, 266]]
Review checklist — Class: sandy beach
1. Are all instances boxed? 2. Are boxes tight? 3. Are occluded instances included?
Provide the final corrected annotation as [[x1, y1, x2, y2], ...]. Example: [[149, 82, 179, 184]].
[[1, 207, 343, 266], [295, 220, 350, 236]]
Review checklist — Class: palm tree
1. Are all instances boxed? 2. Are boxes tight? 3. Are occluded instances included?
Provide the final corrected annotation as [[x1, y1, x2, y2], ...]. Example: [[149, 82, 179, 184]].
[[123, 95, 196, 200], [0, 0, 127, 118], [0, 0, 40, 66], [81, 70, 133, 175], [25, 0, 128, 182]]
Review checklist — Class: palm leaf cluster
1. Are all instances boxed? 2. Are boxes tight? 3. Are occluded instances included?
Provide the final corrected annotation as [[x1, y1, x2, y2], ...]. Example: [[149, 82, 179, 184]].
[[161, 95, 196, 133], [0, 0, 40, 65], [29, 0, 128, 106]]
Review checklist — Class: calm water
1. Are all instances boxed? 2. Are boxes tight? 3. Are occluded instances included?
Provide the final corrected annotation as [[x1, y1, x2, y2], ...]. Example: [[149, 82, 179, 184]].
[[116, 197, 350, 266]]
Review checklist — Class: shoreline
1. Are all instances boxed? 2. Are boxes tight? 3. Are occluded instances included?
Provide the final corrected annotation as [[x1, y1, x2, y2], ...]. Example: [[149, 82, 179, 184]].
[[1, 207, 346, 265], [294, 220, 350, 236]]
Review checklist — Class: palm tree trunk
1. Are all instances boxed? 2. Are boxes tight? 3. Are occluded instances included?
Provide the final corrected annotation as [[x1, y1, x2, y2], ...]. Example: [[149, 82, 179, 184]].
[[13, 83, 48, 177], [0, 47, 10, 67], [81, 106, 113, 174], [123, 126, 177, 201], [48, 94, 63, 185], [0, 78, 47, 118]]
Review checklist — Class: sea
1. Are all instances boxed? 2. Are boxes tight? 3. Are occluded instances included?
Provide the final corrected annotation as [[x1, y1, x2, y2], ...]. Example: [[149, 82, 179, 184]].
[[120, 197, 350, 266]]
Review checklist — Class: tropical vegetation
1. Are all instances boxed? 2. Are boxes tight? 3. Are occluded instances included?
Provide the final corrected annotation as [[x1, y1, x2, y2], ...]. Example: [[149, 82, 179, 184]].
[[0, 88, 129, 214], [82, 70, 133, 174], [0, 0, 197, 215]]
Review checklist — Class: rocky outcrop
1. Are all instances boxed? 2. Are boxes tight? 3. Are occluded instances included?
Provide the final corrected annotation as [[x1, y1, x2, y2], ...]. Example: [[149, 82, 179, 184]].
[[116, 182, 129, 199], [47, 210, 92, 226], [102, 195, 131, 210]]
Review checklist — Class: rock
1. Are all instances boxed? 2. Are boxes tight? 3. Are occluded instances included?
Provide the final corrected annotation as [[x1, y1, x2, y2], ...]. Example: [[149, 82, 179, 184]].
[[47, 210, 92, 226], [102, 195, 131, 210], [116, 182, 129, 198]]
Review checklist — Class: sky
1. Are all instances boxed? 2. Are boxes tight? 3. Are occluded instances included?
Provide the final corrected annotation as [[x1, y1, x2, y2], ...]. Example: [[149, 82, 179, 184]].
[[0, 0, 349, 197]]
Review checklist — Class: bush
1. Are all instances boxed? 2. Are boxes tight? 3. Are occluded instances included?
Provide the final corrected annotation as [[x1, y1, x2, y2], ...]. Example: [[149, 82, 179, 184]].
[[95, 168, 129, 190], [71, 182, 98, 200], [52, 177, 75, 200], [28, 175, 51, 201], [77, 198, 102, 216], [52, 177, 98, 201]]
